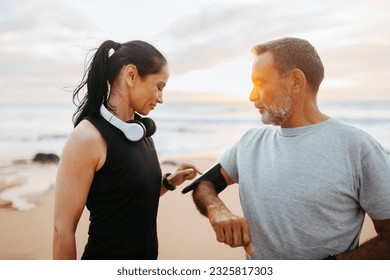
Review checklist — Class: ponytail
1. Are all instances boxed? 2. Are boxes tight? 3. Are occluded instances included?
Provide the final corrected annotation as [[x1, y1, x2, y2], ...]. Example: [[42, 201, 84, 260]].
[[72, 39, 167, 127], [72, 40, 121, 126]]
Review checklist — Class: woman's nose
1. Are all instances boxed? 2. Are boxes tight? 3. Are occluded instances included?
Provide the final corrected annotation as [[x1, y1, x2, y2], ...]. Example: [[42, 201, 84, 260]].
[[157, 93, 163, 104]]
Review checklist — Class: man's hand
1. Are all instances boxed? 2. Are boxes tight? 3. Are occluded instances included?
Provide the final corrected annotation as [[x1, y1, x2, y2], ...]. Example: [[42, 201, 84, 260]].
[[192, 168, 254, 256], [207, 204, 254, 256]]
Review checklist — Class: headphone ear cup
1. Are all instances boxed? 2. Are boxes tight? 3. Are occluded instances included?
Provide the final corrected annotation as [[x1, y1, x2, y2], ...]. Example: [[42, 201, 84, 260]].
[[125, 120, 146, 141], [139, 117, 157, 137]]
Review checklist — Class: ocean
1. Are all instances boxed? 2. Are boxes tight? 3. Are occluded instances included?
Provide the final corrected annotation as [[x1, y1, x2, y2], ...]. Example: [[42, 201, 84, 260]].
[[1, 100, 390, 210], [1, 100, 390, 159]]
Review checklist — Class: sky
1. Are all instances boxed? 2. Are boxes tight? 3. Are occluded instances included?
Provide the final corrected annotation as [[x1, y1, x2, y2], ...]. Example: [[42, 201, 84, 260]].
[[0, 0, 390, 104]]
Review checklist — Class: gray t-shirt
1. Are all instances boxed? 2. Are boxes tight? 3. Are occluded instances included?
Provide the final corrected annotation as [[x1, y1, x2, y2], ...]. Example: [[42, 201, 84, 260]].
[[220, 118, 390, 259]]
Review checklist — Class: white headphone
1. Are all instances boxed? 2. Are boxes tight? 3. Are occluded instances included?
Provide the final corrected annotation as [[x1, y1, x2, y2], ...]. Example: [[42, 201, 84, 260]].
[[100, 104, 156, 141]]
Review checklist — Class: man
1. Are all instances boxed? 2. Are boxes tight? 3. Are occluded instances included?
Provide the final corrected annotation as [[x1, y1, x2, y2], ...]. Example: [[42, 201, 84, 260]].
[[185, 37, 390, 259]]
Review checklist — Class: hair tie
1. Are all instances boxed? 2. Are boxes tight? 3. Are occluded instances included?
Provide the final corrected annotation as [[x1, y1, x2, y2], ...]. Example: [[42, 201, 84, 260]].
[[108, 48, 115, 58]]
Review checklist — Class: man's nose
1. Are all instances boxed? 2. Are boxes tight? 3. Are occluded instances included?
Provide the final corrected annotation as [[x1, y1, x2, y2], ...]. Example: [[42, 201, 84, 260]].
[[249, 87, 259, 102]]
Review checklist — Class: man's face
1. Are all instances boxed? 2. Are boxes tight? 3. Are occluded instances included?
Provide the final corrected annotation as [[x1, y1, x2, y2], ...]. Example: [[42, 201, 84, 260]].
[[250, 52, 293, 126]]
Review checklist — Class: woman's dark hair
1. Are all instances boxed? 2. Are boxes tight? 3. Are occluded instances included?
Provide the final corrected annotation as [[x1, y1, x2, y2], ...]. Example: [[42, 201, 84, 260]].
[[72, 40, 167, 126]]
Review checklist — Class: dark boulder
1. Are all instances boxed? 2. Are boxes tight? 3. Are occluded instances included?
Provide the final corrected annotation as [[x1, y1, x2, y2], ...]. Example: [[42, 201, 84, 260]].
[[32, 153, 60, 164]]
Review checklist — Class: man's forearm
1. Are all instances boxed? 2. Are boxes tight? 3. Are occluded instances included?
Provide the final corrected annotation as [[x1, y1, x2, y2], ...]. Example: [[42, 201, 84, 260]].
[[192, 181, 228, 217], [337, 233, 390, 259], [192, 181, 254, 255]]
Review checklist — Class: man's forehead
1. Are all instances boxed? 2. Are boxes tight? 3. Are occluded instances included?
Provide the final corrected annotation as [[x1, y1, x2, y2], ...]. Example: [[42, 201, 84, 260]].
[[252, 52, 276, 77], [252, 52, 274, 69]]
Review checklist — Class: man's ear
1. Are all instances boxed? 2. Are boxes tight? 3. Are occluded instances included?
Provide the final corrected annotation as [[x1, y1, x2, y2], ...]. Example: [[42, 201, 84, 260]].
[[125, 64, 138, 87], [290, 68, 306, 94]]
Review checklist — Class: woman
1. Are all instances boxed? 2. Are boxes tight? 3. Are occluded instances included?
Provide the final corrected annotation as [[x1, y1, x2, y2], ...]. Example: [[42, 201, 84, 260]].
[[53, 40, 200, 260]]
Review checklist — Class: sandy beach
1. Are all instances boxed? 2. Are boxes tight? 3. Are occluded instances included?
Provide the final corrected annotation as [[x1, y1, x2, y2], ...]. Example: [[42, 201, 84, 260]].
[[0, 153, 377, 260]]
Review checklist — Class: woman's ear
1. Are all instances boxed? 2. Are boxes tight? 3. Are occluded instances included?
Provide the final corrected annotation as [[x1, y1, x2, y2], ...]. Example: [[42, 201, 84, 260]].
[[124, 64, 138, 87], [290, 68, 306, 94]]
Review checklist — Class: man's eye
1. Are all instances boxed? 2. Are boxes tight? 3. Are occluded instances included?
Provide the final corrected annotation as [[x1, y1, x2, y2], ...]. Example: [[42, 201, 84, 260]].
[[257, 81, 265, 87]]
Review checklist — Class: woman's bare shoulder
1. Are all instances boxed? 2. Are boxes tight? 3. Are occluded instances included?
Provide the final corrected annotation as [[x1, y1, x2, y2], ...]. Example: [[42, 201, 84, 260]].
[[63, 119, 106, 157]]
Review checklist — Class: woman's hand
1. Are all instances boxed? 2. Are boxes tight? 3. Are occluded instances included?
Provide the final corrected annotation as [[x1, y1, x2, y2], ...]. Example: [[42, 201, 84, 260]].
[[160, 163, 202, 195], [168, 163, 202, 186]]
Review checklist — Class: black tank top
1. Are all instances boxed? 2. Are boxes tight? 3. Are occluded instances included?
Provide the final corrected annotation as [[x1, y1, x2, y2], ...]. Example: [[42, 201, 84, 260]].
[[81, 114, 162, 260]]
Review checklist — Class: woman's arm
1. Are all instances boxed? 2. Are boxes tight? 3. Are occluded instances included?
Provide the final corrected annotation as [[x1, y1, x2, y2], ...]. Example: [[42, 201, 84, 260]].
[[160, 163, 201, 196], [53, 121, 105, 259]]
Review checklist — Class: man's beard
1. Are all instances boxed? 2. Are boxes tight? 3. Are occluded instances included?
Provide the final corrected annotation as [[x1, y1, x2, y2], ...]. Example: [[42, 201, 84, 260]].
[[261, 84, 293, 126]]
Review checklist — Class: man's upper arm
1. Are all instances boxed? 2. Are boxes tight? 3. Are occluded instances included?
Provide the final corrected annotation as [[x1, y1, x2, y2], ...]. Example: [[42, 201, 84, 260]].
[[221, 166, 235, 185]]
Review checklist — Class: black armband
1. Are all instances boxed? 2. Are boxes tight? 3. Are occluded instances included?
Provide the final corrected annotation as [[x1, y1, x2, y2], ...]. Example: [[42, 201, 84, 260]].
[[181, 163, 227, 194]]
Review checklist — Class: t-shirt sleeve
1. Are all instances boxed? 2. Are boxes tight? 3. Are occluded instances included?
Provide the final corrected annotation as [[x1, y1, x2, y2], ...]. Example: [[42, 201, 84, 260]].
[[219, 128, 258, 184], [359, 145, 390, 220], [219, 142, 240, 183]]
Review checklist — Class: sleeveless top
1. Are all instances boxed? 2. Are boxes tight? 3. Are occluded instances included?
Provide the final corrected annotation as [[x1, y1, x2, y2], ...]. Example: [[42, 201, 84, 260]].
[[81, 114, 162, 260]]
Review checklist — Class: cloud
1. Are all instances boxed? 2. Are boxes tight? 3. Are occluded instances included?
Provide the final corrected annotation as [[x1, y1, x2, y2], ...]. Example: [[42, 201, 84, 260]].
[[148, 0, 390, 100], [0, 0, 96, 63], [0, 0, 389, 102], [156, 0, 371, 75], [1, 0, 85, 32]]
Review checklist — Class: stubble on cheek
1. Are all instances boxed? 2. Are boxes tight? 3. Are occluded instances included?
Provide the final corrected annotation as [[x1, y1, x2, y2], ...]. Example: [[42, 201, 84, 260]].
[[260, 88, 292, 126]]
